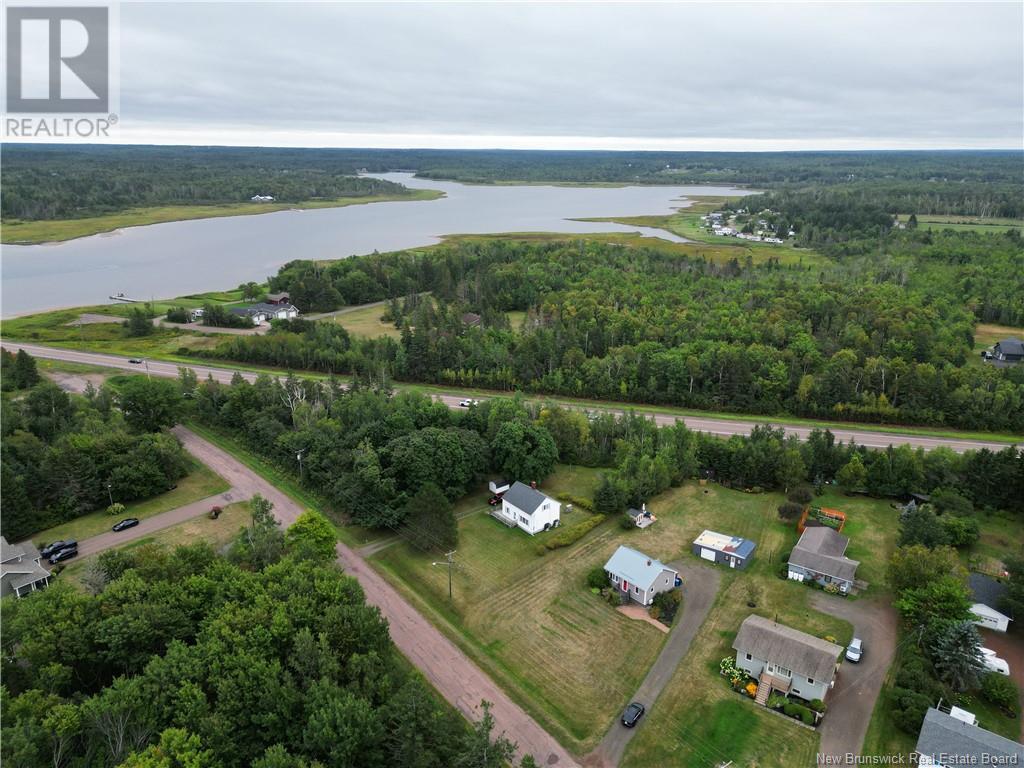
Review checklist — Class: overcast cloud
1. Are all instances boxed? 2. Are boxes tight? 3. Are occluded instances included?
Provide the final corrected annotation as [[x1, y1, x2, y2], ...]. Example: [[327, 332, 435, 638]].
[[106, 1, 1024, 149]]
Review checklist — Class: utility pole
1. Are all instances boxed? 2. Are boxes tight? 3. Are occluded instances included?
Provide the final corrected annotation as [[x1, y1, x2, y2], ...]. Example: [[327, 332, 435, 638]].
[[432, 550, 456, 601], [106, 482, 114, 507], [143, 359, 151, 380], [296, 449, 306, 480]]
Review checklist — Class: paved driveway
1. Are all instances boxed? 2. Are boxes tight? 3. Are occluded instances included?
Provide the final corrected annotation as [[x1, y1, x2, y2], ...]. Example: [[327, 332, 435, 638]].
[[812, 592, 898, 761], [587, 561, 722, 768]]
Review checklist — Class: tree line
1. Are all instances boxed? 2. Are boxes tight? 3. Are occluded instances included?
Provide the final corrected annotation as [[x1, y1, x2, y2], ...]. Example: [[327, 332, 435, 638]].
[[189, 236, 1024, 432], [1, 145, 413, 221], [1, 354, 191, 542], [1, 511, 529, 768], [6, 145, 1021, 221]]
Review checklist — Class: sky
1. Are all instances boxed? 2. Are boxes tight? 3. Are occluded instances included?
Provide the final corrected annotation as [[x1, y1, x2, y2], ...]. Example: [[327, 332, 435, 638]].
[[23, 1, 1024, 149]]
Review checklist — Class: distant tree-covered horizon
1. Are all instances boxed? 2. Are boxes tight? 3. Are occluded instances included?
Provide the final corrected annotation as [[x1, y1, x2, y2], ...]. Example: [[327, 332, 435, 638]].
[[4, 144, 1022, 221]]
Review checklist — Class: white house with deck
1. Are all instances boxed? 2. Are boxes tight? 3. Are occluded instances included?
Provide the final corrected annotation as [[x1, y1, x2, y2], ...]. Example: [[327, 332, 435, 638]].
[[494, 481, 560, 535]]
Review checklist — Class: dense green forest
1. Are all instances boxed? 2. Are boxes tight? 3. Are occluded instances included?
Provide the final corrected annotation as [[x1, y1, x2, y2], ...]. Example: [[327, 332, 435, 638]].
[[1, 352, 191, 541], [188, 226, 1024, 432], [1, 531, 522, 768], [0, 146, 413, 221], [5, 145, 1022, 220]]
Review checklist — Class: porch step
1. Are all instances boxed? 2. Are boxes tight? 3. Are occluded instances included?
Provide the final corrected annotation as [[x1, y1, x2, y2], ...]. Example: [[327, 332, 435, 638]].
[[755, 676, 772, 706]]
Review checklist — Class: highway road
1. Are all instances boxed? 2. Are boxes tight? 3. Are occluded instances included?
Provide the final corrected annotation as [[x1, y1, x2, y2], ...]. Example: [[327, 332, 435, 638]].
[[8, 341, 1019, 454]]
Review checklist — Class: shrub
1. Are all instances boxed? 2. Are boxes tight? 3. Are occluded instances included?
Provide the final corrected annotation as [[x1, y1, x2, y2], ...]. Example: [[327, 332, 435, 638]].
[[619, 513, 636, 530], [778, 501, 803, 521], [586, 566, 609, 590], [165, 307, 190, 323], [891, 687, 933, 733], [653, 589, 682, 625], [106, 502, 127, 517], [807, 699, 826, 713], [823, 582, 841, 595], [788, 486, 814, 505], [766, 692, 787, 710], [544, 515, 603, 550], [782, 702, 815, 725], [556, 494, 595, 513], [981, 672, 1019, 713]]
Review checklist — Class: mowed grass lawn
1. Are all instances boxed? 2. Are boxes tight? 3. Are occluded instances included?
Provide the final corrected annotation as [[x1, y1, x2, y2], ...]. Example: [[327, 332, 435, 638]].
[[374, 472, 892, 758], [621, 483, 867, 768], [30, 461, 229, 546], [57, 501, 251, 588], [329, 303, 401, 339]]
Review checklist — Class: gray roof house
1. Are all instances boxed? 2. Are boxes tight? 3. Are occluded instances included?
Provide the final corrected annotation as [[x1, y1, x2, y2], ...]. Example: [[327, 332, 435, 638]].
[[915, 707, 1024, 766], [604, 545, 679, 606], [984, 337, 1024, 368], [1, 536, 51, 599], [969, 573, 1013, 633], [787, 527, 860, 593], [733, 615, 843, 705], [229, 303, 300, 325], [495, 481, 561, 536]]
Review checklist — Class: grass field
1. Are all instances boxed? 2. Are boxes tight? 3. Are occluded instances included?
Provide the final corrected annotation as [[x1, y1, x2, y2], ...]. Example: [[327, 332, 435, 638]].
[[895, 214, 1024, 235], [372, 476, 886, 757], [30, 460, 229, 546], [1, 189, 444, 245], [328, 302, 401, 339], [56, 500, 252, 588], [969, 323, 1024, 367]]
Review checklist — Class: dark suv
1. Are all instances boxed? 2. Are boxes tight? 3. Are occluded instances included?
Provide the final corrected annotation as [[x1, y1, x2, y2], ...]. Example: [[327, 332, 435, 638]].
[[621, 702, 645, 728]]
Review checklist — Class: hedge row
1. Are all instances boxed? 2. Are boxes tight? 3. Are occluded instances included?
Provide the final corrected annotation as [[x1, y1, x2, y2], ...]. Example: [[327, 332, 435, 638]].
[[539, 515, 604, 553]]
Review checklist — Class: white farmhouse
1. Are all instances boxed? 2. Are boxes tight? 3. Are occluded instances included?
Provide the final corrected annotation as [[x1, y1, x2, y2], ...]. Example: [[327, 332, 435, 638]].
[[495, 482, 561, 535]]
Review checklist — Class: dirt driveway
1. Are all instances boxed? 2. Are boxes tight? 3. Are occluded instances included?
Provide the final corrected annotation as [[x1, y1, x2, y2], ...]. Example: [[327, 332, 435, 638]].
[[812, 592, 898, 761], [979, 628, 1024, 741], [75, 426, 578, 768], [587, 561, 722, 768]]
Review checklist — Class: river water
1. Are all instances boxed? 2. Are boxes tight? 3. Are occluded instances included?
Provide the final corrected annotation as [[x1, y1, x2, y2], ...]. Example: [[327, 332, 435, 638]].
[[1, 173, 752, 317]]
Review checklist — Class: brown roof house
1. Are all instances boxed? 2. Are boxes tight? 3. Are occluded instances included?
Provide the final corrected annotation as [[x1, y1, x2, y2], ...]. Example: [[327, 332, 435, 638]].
[[1, 536, 51, 599], [733, 615, 843, 706], [787, 527, 860, 594]]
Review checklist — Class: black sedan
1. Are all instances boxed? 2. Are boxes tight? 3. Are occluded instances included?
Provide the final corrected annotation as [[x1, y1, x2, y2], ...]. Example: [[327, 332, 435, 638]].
[[49, 547, 78, 564], [112, 518, 140, 532], [40, 540, 72, 558], [621, 702, 645, 728]]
